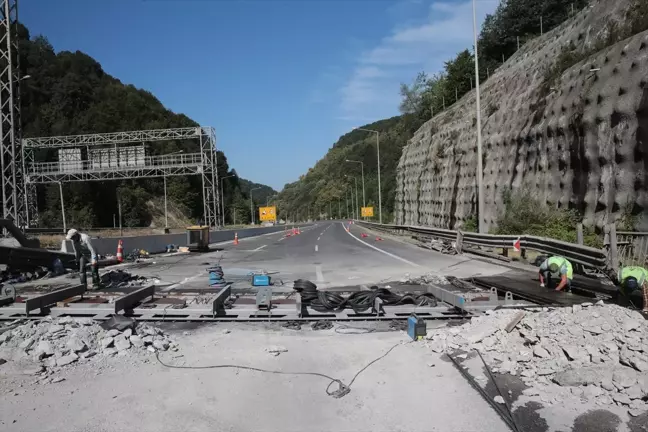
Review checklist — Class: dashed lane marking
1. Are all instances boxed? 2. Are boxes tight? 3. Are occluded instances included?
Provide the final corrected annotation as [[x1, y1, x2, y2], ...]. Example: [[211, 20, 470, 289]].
[[315, 264, 324, 282], [315, 244, 319, 252]]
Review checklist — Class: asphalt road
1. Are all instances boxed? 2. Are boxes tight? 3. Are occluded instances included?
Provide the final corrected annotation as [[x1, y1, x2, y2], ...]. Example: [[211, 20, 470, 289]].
[[136, 221, 510, 292]]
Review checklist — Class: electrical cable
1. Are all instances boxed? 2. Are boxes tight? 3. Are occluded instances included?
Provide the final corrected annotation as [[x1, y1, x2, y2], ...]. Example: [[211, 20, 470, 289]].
[[155, 341, 410, 399]]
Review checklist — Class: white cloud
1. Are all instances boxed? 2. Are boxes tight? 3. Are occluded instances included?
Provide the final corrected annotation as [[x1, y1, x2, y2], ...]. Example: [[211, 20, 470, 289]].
[[339, 0, 499, 123]]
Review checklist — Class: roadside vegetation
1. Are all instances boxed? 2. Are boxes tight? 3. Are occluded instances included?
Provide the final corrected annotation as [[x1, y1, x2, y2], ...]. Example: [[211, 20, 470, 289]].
[[492, 189, 602, 248]]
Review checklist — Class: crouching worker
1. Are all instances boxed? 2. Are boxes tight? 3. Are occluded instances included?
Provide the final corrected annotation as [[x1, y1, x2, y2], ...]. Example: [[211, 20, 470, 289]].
[[539, 256, 573, 292], [617, 266, 648, 312], [66, 228, 100, 289]]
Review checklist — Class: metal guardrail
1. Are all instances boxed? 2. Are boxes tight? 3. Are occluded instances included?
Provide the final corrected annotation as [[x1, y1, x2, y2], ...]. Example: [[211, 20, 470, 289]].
[[355, 220, 609, 270], [617, 231, 648, 267]]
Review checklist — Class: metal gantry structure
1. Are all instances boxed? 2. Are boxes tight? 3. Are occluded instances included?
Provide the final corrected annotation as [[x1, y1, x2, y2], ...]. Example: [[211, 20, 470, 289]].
[[0, 0, 26, 228], [22, 127, 221, 228]]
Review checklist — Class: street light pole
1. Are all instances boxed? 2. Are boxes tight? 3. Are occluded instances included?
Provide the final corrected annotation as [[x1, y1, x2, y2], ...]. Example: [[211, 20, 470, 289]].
[[472, 0, 485, 233], [345, 159, 365, 211], [357, 128, 382, 223], [250, 187, 262, 225], [345, 175, 358, 219], [219, 174, 236, 227]]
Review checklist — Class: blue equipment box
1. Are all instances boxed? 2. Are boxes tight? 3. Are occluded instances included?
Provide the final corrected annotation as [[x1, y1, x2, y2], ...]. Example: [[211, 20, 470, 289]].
[[252, 274, 271, 286], [407, 315, 427, 341]]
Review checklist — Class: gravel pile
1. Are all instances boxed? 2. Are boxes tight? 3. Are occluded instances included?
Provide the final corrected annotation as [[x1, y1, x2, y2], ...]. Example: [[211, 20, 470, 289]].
[[0, 317, 179, 374], [426, 303, 648, 417]]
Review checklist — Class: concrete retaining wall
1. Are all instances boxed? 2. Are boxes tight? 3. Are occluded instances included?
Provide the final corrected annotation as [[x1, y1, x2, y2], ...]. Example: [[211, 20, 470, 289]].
[[60, 225, 301, 255]]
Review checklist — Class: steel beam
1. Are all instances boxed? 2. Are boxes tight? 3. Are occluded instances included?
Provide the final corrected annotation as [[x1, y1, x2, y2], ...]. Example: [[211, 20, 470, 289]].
[[25, 284, 86, 315], [114, 285, 155, 314], [212, 285, 231, 317]]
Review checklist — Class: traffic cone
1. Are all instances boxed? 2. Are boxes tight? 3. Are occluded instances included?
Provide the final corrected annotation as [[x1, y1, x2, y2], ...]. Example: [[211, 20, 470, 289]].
[[361, 233, 368, 238], [296, 227, 301, 235], [375, 236, 383, 241], [292, 227, 297, 235], [116, 239, 123, 263], [233, 232, 239, 245]]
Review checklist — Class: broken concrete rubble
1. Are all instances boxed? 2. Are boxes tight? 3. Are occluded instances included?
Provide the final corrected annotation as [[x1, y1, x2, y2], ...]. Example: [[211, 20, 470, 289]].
[[425, 304, 648, 414], [0, 318, 179, 374]]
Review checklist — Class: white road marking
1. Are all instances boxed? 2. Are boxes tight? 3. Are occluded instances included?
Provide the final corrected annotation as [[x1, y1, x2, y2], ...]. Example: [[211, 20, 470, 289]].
[[341, 222, 420, 267], [317, 236, 321, 241], [315, 264, 324, 282], [315, 244, 319, 252], [252, 245, 267, 252]]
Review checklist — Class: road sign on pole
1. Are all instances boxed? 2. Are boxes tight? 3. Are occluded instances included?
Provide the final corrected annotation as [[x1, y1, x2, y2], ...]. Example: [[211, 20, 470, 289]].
[[259, 206, 277, 222], [361, 207, 374, 217]]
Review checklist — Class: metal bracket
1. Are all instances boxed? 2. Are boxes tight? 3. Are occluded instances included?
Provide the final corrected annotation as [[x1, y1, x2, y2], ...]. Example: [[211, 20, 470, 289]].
[[114, 285, 155, 314], [504, 291, 514, 304], [256, 286, 272, 310], [372, 297, 384, 316], [295, 292, 307, 318], [212, 285, 231, 317]]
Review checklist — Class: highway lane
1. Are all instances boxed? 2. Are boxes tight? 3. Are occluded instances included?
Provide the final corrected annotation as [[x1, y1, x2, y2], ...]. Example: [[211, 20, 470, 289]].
[[129, 220, 509, 291], [211, 220, 510, 290]]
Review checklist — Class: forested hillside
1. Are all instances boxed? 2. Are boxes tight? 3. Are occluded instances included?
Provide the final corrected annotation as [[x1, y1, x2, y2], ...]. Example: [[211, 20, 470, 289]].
[[277, 0, 590, 222], [18, 25, 271, 228]]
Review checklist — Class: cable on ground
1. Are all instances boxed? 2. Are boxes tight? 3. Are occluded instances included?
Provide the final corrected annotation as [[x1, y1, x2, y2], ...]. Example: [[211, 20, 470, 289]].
[[293, 279, 437, 313], [155, 341, 410, 399]]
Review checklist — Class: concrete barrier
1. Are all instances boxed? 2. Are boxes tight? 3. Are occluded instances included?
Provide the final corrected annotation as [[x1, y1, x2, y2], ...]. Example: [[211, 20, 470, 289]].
[[61, 225, 306, 255]]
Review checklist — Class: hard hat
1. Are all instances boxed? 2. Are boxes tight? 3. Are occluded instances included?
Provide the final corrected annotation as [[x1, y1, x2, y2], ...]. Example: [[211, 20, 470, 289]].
[[65, 228, 79, 240], [548, 263, 560, 273]]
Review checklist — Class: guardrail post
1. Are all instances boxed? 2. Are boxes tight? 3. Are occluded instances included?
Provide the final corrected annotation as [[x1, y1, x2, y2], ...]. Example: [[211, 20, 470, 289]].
[[604, 223, 619, 273], [574, 223, 585, 275], [455, 231, 463, 254], [576, 223, 583, 245]]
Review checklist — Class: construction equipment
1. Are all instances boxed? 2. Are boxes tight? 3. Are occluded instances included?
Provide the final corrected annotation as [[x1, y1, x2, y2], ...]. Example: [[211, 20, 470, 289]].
[[407, 314, 427, 340], [252, 274, 271, 286], [186, 226, 210, 252]]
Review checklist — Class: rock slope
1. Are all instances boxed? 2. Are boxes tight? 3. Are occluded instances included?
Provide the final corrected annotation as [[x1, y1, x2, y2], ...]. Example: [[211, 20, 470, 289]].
[[395, 0, 648, 231]]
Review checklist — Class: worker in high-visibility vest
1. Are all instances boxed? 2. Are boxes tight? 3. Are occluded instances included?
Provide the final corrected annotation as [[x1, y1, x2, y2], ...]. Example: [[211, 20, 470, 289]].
[[539, 256, 573, 292], [617, 266, 648, 312]]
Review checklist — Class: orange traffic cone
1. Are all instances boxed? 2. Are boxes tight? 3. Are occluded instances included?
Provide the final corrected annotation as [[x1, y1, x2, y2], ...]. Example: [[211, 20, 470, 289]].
[[116, 239, 124, 263], [297, 227, 301, 235], [361, 233, 368, 238], [233, 232, 239, 245], [375, 236, 383, 241], [292, 227, 297, 235]]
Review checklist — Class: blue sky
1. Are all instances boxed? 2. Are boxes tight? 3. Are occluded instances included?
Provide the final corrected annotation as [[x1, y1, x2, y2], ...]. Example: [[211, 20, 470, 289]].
[[22, 0, 498, 190]]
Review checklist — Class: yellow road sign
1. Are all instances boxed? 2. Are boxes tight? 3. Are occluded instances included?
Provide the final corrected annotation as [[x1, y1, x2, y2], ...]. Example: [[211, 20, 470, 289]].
[[361, 207, 374, 217], [259, 206, 277, 222]]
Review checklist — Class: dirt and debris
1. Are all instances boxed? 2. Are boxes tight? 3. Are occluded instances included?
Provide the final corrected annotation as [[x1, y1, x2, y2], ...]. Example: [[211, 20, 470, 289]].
[[425, 303, 648, 420], [99, 270, 156, 289], [0, 317, 179, 383]]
